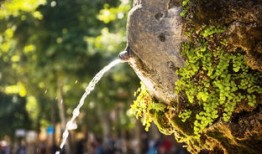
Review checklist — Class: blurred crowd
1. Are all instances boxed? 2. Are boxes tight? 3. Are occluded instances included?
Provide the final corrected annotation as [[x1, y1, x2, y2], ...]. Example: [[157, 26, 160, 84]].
[[0, 133, 189, 154]]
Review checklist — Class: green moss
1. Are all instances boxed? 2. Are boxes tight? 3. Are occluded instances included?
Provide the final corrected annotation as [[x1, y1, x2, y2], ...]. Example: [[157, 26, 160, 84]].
[[178, 109, 192, 122], [153, 112, 174, 135], [129, 83, 166, 131], [175, 38, 262, 135], [130, 35, 261, 152], [130, 1, 262, 153], [130, 24, 262, 154], [201, 26, 226, 38], [180, 0, 190, 17]]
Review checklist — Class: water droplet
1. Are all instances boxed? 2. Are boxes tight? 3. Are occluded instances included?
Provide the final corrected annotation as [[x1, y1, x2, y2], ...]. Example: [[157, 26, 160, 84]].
[[51, 1, 56, 7]]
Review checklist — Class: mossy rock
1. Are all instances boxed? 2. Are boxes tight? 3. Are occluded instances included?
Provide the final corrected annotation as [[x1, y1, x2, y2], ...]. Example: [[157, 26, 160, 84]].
[[127, 0, 262, 153], [182, 0, 262, 71]]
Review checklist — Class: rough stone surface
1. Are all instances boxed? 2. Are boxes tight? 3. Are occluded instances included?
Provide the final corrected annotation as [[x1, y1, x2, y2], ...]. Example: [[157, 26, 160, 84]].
[[125, 0, 185, 104], [124, 0, 262, 153]]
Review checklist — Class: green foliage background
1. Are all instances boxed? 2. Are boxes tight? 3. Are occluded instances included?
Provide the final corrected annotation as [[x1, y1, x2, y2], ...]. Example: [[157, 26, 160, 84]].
[[0, 0, 139, 138]]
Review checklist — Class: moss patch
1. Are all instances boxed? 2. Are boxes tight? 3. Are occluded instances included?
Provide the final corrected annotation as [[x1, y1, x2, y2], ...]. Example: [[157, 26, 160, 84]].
[[130, 0, 262, 153]]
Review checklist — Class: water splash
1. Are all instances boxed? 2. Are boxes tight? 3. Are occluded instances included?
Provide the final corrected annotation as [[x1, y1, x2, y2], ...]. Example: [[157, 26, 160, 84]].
[[57, 58, 122, 153]]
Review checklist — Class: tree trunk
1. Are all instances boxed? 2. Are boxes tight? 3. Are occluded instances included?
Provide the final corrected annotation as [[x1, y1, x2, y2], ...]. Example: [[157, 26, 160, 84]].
[[122, 0, 262, 153], [96, 102, 110, 142], [57, 77, 71, 154]]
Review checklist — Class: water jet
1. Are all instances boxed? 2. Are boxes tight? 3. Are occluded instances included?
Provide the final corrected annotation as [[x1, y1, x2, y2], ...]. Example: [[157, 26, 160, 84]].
[[56, 56, 128, 153]]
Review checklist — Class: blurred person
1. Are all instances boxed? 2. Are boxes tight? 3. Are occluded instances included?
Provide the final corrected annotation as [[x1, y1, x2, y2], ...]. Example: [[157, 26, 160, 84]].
[[114, 137, 127, 154], [125, 141, 135, 154], [27, 142, 37, 154], [51, 143, 59, 154], [16, 140, 26, 154], [94, 137, 104, 154], [0, 137, 11, 154], [147, 139, 160, 154], [87, 133, 96, 154], [37, 140, 46, 154], [141, 133, 149, 154], [104, 135, 116, 153], [159, 136, 173, 154], [75, 137, 86, 154]]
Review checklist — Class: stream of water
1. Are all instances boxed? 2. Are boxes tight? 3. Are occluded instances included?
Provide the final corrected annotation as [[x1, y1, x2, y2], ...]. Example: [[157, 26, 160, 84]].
[[56, 58, 123, 154]]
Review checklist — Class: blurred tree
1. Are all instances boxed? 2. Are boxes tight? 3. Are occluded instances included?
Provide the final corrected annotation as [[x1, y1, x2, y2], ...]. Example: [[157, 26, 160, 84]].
[[0, 0, 139, 143], [0, 0, 48, 134], [0, 93, 31, 138]]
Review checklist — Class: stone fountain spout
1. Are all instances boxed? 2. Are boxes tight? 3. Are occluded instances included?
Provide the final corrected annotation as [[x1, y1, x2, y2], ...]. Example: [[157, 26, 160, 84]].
[[123, 0, 185, 104]]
